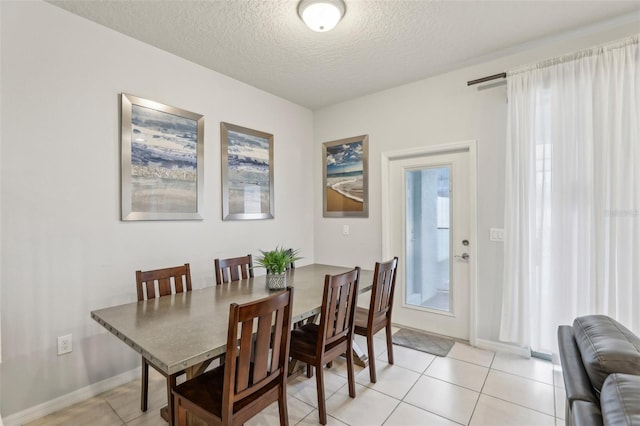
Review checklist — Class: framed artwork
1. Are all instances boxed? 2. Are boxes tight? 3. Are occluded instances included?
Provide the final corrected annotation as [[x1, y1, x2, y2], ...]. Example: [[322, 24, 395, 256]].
[[121, 93, 204, 221], [220, 122, 274, 220], [323, 135, 369, 218]]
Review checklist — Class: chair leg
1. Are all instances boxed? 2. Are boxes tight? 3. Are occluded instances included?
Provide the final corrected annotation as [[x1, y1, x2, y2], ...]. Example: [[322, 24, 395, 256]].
[[346, 342, 356, 398], [367, 333, 377, 383], [306, 363, 313, 378], [315, 362, 327, 425], [278, 385, 289, 426], [141, 358, 149, 412], [385, 322, 394, 365]]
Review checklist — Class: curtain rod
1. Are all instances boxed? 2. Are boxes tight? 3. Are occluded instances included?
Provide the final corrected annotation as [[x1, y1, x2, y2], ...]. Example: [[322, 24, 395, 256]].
[[467, 72, 506, 86]]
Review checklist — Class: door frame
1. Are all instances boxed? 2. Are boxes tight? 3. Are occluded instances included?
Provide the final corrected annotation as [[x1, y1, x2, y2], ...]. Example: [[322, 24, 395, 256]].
[[381, 140, 478, 346]]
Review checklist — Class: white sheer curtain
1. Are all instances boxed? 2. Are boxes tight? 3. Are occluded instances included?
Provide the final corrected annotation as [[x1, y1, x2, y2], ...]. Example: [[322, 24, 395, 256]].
[[500, 35, 640, 355]]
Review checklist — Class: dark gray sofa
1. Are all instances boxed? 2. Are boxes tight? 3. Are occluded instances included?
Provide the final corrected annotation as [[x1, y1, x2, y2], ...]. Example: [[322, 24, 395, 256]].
[[558, 315, 640, 426]]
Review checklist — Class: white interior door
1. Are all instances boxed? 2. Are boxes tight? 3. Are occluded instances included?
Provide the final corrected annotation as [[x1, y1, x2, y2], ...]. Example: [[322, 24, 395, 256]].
[[384, 144, 475, 341]]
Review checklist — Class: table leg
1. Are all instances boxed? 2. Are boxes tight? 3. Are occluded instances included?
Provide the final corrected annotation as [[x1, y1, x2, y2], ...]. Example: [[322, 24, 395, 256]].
[[288, 358, 300, 376], [159, 373, 178, 425], [352, 340, 369, 368], [185, 359, 213, 378]]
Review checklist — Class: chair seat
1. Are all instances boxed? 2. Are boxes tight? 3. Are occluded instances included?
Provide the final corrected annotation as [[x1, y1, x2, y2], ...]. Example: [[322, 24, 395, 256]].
[[354, 307, 387, 334], [290, 323, 349, 362], [291, 323, 320, 344], [174, 359, 283, 420], [173, 365, 225, 418]]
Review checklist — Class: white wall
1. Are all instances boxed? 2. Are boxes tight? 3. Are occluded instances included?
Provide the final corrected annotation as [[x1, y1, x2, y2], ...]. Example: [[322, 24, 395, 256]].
[[2, 0, 639, 420], [0, 1, 314, 417], [313, 15, 640, 344], [0, 1, 3, 423]]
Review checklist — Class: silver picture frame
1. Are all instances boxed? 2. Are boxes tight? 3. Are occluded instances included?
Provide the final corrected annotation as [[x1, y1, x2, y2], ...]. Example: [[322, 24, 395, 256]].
[[322, 135, 369, 218], [121, 93, 204, 221], [220, 122, 274, 220]]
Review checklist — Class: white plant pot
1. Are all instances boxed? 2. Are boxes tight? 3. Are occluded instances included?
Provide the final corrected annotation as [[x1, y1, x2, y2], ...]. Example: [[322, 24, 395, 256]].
[[266, 273, 287, 290]]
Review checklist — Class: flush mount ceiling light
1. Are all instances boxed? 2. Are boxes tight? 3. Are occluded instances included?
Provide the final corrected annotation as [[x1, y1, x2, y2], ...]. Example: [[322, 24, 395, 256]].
[[298, 0, 346, 32]]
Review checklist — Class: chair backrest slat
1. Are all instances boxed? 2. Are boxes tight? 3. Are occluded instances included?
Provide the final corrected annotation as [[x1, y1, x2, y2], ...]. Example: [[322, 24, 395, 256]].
[[270, 309, 284, 372], [368, 257, 398, 323], [334, 284, 349, 336], [136, 264, 192, 301], [286, 248, 296, 270], [236, 319, 254, 392], [253, 314, 272, 382], [326, 285, 339, 339], [158, 277, 171, 297], [214, 254, 254, 285], [144, 281, 155, 300], [320, 268, 360, 348]]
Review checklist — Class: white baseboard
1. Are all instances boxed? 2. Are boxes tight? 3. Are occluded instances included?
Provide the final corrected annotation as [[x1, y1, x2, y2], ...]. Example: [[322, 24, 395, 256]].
[[3, 368, 139, 426], [475, 338, 531, 358]]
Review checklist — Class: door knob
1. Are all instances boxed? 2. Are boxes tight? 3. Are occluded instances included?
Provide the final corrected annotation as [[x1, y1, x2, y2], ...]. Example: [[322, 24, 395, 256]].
[[454, 253, 469, 261]]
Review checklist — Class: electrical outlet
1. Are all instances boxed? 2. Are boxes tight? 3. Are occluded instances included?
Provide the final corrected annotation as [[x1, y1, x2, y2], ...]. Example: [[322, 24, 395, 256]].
[[490, 228, 505, 242], [342, 225, 349, 235], [57, 334, 72, 355]]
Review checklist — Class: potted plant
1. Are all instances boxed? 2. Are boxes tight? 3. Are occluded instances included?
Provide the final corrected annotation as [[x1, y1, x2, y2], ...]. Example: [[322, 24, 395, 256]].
[[255, 247, 301, 290]]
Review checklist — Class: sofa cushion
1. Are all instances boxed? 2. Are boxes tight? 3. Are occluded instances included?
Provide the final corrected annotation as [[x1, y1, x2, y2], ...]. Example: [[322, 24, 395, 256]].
[[601, 373, 640, 426], [573, 315, 640, 393]]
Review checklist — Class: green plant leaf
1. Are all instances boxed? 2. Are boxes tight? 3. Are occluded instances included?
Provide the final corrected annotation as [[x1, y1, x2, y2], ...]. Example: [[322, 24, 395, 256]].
[[254, 246, 302, 275]]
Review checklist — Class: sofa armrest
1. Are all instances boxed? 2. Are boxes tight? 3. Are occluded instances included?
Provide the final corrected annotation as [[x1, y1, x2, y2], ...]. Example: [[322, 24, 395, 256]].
[[572, 401, 603, 426], [558, 325, 598, 404]]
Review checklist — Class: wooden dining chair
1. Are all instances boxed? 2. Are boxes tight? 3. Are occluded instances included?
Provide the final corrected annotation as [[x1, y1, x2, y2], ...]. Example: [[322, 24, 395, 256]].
[[214, 254, 254, 285], [354, 257, 398, 383], [289, 267, 360, 425], [172, 287, 294, 426], [135, 263, 192, 413], [286, 248, 296, 270]]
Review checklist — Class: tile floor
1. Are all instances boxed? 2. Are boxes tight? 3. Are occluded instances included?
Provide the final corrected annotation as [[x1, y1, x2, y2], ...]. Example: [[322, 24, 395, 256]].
[[25, 332, 566, 426]]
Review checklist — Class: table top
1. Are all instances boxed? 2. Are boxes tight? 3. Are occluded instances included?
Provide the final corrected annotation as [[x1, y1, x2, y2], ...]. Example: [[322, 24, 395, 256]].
[[91, 264, 373, 375]]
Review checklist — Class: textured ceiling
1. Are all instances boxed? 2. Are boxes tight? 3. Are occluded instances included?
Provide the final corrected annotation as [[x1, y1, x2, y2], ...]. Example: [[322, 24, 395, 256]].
[[48, 0, 640, 109]]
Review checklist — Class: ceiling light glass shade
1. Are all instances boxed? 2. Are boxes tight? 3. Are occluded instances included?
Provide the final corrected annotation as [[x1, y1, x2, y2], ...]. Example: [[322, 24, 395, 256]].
[[298, 0, 346, 32]]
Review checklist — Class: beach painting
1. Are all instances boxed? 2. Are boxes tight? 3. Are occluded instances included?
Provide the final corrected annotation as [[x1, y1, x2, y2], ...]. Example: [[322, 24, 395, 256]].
[[121, 94, 204, 221], [323, 135, 369, 218], [220, 122, 274, 220]]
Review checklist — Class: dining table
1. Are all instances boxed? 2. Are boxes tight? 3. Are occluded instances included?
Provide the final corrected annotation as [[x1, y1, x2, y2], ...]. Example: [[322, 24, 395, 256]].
[[91, 263, 374, 425]]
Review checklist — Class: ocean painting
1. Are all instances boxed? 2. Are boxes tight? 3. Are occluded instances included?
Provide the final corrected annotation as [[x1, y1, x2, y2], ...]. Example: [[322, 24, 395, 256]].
[[227, 129, 270, 214], [324, 138, 367, 215], [220, 123, 273, 220], [130, 104, 198, 213]]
